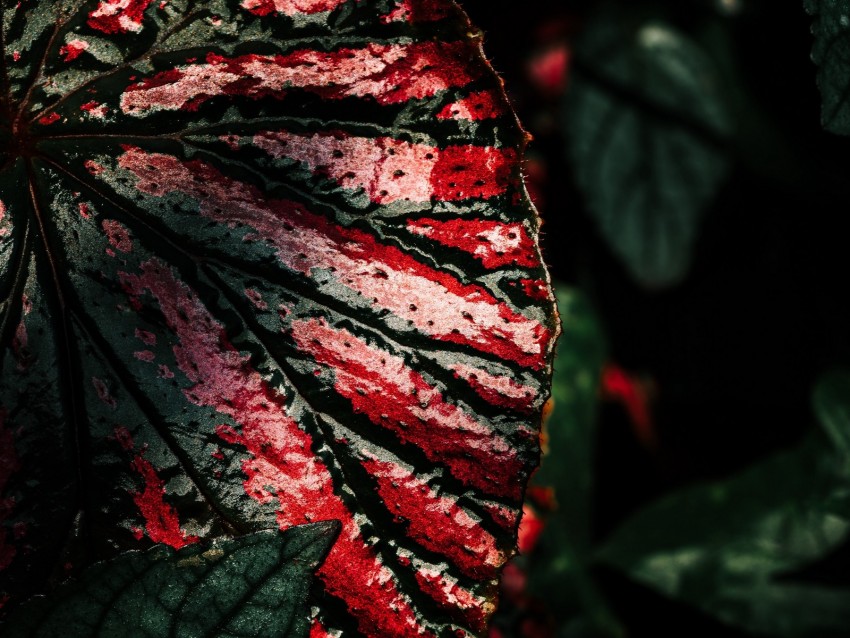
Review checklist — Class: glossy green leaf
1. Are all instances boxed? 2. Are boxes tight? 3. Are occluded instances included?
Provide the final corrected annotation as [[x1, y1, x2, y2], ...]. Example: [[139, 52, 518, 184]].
[[3, 521, 339, 638], [805, 0, 850, 134], [565, 8, 730, 288], [598, 372, 850, 636]]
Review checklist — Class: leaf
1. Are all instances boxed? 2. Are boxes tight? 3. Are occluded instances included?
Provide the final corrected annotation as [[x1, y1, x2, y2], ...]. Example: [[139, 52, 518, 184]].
[[3, 521, 340, 638], [597, 372, 850, 637], [812, 369, 850, 521], [812, 369, 850, 460], [524, 287, 621, 635], [565, 7, 731, 288], [0, 1, 558, 635], [533, 287, 605, 555], [805, 0, 850, 135]]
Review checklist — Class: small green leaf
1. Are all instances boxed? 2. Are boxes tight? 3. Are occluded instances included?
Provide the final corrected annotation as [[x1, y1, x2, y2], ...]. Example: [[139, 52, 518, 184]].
[[805, 0, 850, 134], [597, 372, 850, 636], [566, 7, 730, 288], [3, 521, 340, 638]]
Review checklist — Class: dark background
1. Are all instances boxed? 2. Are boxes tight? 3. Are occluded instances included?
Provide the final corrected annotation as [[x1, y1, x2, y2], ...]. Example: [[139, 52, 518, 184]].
[[460, 0, 850, 634]]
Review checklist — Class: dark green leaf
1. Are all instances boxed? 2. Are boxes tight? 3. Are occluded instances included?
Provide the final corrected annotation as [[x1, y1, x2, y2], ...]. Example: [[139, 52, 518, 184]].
[[3, 521, 340, 638], [524, 286, 622, 636], [566, 7, 730, 288], [598, 371, 850, 636], [533, 287, 605, 553], [805, 0, 850, 134]]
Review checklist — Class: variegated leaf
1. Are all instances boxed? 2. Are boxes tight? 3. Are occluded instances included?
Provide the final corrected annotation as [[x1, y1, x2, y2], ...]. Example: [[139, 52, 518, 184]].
[[0, 1, 558, 635]]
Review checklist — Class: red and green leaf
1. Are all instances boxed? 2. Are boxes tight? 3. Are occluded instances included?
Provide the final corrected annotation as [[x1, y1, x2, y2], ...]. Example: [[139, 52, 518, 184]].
[[0, 0, 558, 635]]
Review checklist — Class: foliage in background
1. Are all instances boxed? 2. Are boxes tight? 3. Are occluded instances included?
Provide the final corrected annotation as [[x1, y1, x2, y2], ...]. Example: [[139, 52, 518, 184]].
[[600, 371, 850, 638], [493, 294, 850, 637], [566, 4, 731, 288], [483, 0, 850, 635]]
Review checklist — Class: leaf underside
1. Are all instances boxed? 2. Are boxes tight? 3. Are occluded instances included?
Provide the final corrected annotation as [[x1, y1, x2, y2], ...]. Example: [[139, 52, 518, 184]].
[[0, 1, 558, 636], [4, 521, 340, 638], [566, 10, 730, 288]]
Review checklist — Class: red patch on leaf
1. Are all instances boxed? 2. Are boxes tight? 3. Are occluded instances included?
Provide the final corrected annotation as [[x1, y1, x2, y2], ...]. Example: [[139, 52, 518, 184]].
[[244, 288, 268, 310], [102, 219, 133, 253], [431, 145, 517, 201], [309, 619, 333, 638], [449, 363, 536, 413], [38, 112, 60, 126], [519, 279, 550, 301], [380, 0, 452, 23], [114, 427, 198, 548], [134, 328, 157, 346], [241, 0, 348, 15], [437, 90, 505, 121], [129, 455, 197, 548], [414, 568, 490, 631], [121, 41, 484, 113], [251, 130, 515, 203], [406, 218, 535, 269], [59, 39, 89, 62], [362, 458, 505, 577], [91, 377, 117, 408], [11, 320, 29, 371], [88, 0, 158, 33], [111, 425, 135, 451], [81, 101, 108, 118], [481, 501, 520, 532], [84, 160, 105, 175]]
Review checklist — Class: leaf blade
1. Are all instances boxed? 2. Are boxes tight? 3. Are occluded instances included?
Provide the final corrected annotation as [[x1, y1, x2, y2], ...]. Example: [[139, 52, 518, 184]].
[[566, 9, 730, 288], [0, 1, 559, 634], [3, 521, 340, 638], [598, 370, 850, 636]]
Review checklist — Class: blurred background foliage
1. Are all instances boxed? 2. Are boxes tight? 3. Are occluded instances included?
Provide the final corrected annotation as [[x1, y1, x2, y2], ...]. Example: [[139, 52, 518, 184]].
[[457, 0, 850, 635]]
